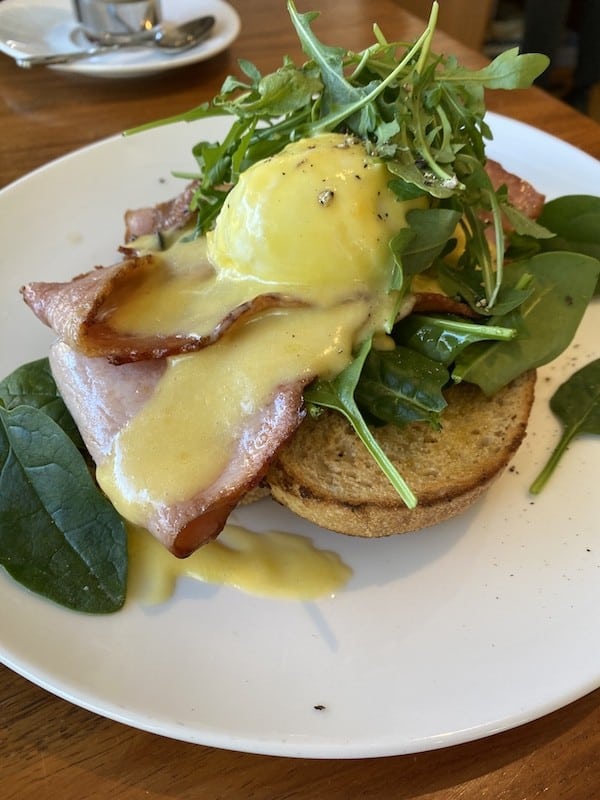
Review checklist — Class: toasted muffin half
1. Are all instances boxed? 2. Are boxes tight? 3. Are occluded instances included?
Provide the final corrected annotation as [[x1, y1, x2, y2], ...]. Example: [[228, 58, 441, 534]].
[[266, 370, 537, 537]]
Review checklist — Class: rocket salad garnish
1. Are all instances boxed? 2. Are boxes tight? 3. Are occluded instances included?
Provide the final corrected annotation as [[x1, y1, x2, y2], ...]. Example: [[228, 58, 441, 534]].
[[133, 1, 549, 310]]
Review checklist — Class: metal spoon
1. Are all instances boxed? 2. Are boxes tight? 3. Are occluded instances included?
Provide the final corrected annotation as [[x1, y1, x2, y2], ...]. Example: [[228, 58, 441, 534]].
[[15, 15, 215, 68]]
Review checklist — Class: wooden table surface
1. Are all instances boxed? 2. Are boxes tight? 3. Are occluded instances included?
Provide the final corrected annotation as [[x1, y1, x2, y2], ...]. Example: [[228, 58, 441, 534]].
[[1, 1, 600, 797]]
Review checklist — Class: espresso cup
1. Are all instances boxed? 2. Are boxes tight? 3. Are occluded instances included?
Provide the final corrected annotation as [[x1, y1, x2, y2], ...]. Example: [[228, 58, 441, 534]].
[[72, 0, 161, 43]]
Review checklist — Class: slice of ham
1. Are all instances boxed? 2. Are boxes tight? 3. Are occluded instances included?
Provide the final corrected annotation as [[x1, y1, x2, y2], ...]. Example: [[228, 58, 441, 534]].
[[485, 158, 545, 223], [50, 341, 307, 556], [124, 181, 198, 242], [21, 256, 306, 365], [412, 292, 481, 318], [49, 341, 166, 464]]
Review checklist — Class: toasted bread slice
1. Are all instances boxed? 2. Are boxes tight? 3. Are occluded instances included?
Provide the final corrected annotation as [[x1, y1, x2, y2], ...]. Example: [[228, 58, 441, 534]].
[[266, 370, 536, 537]]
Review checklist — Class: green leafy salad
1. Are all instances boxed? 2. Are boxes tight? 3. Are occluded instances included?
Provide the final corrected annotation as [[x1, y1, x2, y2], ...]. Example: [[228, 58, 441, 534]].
[[1, 1, 599, 613]]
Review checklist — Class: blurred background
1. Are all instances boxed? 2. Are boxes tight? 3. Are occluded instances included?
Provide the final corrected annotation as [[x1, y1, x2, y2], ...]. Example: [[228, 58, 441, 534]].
[[399, 0, 600, 121]]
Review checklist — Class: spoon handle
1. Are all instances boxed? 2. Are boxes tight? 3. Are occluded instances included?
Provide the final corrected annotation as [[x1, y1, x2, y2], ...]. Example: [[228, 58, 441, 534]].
[[16, 46, 119, 67]]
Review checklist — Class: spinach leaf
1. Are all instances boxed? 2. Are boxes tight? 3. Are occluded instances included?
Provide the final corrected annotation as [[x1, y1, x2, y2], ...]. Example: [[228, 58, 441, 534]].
[[0, 358, 82, 447], [390, 208, 462, 276], [305, 340, 417, 508], [500, 203, 554, 240], [355, 346, 448, 428], [0, 405, 127, 613], [452, 252, 600, 395], [530, 358, 600, 494], [394, 314, 516, 365], [537, 195, 600, 293]]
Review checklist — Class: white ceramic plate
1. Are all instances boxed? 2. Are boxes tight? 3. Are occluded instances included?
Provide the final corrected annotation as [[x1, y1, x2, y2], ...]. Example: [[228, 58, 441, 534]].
[[0, 113, 599, 759], [0, 0, 240, 77]]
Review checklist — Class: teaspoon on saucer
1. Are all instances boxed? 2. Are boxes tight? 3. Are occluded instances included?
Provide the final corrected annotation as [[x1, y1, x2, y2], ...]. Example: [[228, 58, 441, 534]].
[[14, 14, 215, 67]]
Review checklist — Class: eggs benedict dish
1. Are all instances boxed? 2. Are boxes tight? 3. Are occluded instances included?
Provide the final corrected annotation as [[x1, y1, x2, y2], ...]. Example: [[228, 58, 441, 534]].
[[20, 129, 551, 556], [22, 134, 426, 556], [16, 0, 599, 574]]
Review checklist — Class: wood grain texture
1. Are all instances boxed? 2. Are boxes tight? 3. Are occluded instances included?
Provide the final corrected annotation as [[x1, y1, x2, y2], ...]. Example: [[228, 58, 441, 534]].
[[1, 1, 600, 796], [394, 0, 495, 48]]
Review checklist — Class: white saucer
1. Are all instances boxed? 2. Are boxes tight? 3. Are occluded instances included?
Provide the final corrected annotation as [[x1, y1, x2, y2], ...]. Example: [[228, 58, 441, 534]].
[[0, 0, 240, 77]]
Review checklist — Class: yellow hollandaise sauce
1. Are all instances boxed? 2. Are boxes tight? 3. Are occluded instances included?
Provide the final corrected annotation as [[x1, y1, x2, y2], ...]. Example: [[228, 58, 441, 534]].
[[96, 301, 367, 521], [107, 132, 425, 340], [206, 133, 422, 299], [96, 133, 424, 528], [128, 522, 353, 603]]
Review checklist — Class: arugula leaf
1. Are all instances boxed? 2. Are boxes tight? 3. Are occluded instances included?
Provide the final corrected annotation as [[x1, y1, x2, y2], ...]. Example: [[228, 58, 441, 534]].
[[212, 62, 324, 132], [448, 157, 506, 309], [500, 203, 554, 239], [442, 47, 549, 90], [437, 260, 535, 317], [305, 340, 417, 509], [289, 3, 373, 125], [530, 358, 600, 494], [0, 405, 127, 613], [0, 357, 82, 447], [127, 0, 548, 315]]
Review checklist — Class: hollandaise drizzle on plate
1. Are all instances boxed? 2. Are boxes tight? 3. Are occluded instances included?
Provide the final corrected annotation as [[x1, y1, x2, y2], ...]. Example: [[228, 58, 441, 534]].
[[128, 521, 352, 603]]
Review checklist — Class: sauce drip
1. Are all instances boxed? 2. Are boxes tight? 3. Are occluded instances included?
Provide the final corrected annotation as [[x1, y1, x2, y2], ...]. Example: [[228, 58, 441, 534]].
[[128, 522, 352, 603]]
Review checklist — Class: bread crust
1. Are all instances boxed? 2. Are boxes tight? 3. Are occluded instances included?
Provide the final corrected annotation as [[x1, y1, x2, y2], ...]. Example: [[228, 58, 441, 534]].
[[266, 370, 537, 537]]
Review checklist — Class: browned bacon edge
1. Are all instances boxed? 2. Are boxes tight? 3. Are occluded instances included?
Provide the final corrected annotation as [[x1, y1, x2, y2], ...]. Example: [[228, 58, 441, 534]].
[[21, 256, 307, 365], [411, 293, 481, 318], [485, 159, 545, 225], [124, 181, 198, 242]]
